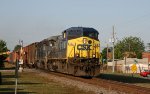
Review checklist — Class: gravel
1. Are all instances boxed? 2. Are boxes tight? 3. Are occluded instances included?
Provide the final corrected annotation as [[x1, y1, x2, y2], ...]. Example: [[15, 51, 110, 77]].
[[24, 69, 127, 94]]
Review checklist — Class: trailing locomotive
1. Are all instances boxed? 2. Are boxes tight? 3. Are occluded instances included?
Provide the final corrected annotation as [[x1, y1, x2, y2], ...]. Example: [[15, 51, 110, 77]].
[[11, 27, 101, 76]]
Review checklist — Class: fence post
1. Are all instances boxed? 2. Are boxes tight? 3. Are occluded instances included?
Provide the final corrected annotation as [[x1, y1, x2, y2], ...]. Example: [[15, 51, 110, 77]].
[[0, 72, 2, 85]]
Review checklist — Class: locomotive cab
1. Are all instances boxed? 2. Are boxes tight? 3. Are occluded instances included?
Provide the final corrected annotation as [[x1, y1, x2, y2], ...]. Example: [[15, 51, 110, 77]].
[[63, 27, 100, 59]]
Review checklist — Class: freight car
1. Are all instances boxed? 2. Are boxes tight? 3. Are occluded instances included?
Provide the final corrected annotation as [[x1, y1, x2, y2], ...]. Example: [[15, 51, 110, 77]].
[[34, 27, 101, 76], [9, 50, 20, 64], [23, 42, 38, 68]]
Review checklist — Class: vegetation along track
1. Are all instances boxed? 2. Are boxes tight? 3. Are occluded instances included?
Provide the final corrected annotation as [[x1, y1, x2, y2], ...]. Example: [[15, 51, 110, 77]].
[[91, 78, 150, 94], [37, 69, 150, 94]]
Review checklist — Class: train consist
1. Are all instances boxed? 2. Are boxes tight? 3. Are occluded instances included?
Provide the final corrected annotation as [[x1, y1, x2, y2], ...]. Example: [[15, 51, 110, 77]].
[[10, 27, 101, 76]]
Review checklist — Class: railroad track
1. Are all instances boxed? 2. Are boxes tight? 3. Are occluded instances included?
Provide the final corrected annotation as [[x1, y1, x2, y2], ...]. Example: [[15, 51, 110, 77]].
[[37, 69, 150, 94]]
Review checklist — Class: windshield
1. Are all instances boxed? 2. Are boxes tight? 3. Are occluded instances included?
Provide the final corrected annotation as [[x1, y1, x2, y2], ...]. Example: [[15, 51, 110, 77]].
[[64, 27, 99, 40], [83, 29, 98, 40]]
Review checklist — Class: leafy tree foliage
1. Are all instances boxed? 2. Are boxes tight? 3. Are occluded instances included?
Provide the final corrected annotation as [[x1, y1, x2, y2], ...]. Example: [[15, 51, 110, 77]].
[[101, 47, 112, 63], [14, 45, 21, 51], [0, 40, 8, 53], [114, 36, 145, 59], [101, 47, 107, 63], [0, 40, 9, 67]]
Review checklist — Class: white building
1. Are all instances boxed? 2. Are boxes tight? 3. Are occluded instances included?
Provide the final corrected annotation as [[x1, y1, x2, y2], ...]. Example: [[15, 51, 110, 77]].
[[107, 58, 149, 73]]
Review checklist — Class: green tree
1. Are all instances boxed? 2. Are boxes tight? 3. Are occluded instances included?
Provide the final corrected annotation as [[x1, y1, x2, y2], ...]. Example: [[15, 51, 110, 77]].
[[0, 40, 8, 53], [114, 41, 124, 59], [101, 48, 107, 60], [114, 36, 145, 59], [0, 40, 9, 67], [101, 47, 112, 63], [14, 45, 21, 51]]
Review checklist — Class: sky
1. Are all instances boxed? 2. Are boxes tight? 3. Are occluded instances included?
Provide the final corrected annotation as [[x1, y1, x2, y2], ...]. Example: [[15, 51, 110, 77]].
[[0, 0, 150, 51]]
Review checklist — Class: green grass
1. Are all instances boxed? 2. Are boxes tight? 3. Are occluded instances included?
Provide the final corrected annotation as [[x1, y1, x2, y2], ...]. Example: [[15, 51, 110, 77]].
[[96, 72, 150, 88], [0, 62, 15, 70], [0, 70, 94, 94]]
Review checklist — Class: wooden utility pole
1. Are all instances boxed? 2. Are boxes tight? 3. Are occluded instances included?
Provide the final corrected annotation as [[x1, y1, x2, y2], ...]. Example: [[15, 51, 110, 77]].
[[112, 26, 115, 73], [15, 53, 19, 94], [15, 40, 23, 94], [107, 44, 109, 63]]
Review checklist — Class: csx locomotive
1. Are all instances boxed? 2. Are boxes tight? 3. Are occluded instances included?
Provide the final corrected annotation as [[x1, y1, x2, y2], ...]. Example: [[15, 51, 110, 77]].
[[12, 27, 101, 76]]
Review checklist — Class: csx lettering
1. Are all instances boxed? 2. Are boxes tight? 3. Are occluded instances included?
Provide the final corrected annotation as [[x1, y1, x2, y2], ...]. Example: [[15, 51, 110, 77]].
[[77, 44, 91, 50]]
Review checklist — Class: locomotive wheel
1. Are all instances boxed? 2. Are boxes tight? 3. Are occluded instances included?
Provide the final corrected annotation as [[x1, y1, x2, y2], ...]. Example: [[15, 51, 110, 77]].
[[47, 62, 54, 71], [41, 62, 45, 69], [74, 66, 78, 76], [35, 61, 40, 69]]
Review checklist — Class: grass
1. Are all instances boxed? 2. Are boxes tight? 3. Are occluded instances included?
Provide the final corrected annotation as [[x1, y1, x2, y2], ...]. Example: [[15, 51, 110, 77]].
[[18, 72, 92, 94], [96, 72, 150, 88], [0, 63, 94, 94], [0, 62, 15, 70]]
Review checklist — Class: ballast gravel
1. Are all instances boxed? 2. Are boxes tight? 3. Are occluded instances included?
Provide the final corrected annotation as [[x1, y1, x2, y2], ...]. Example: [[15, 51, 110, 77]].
[[24, 69, 126, 94]]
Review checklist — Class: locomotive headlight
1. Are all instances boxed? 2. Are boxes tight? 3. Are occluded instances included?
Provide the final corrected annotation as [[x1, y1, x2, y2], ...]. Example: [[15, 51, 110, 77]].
[[83, 38, 87, 44], [76, 53, 79, 57], [93, 54, 96, 57]]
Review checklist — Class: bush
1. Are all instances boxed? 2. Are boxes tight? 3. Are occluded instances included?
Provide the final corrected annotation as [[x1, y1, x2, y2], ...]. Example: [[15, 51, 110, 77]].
[[0, 54, 8, 68]]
